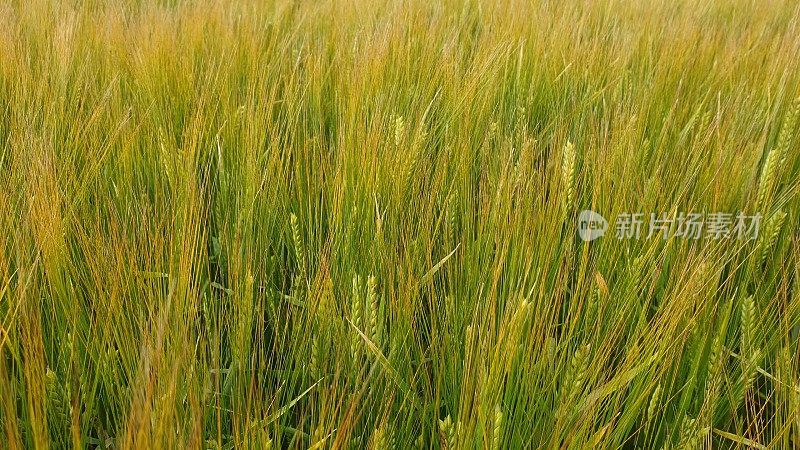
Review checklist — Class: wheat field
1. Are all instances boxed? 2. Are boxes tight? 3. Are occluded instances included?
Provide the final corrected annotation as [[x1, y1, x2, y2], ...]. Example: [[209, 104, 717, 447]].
[[1, 0, 799, 448]]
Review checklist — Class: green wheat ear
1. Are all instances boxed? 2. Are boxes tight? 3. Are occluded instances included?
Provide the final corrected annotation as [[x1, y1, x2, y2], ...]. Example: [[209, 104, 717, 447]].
[[369, 423, 391, 450], [366, 275, 380, 345], [757, 96, 799, 209], [45, 368, 69, 428], [757, 211, 786, 267], [647, 384, 661, 421], [737, 296, 760, 405], [491, 405, 503, 450], [350, 274, 364, 359], [290, 213, 306, 280], [756, 146, 779, 210], [489, 121, 499, 139], [677, 415, 707, 450], [564, 343, 591, 399], [394, 114, 405, 147], [705, 336, 724, 409], [775, 96, 800, 168], [447, 190, 458, 244], [561, 140, 576, 212], [438, 415, 456, 450], [309, 334, 319, 377]]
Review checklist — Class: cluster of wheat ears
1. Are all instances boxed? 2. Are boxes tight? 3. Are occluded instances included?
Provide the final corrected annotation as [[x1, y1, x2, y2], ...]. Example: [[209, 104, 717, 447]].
[[1, 0, 799, 448]]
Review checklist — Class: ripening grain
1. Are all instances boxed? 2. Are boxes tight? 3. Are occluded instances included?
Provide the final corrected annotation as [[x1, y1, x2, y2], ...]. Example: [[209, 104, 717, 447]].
[[1, 0, 799, 448]]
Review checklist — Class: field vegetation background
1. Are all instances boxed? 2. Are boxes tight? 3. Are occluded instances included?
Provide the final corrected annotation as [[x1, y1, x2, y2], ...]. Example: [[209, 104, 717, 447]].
[[1, 0, 799, 448]]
